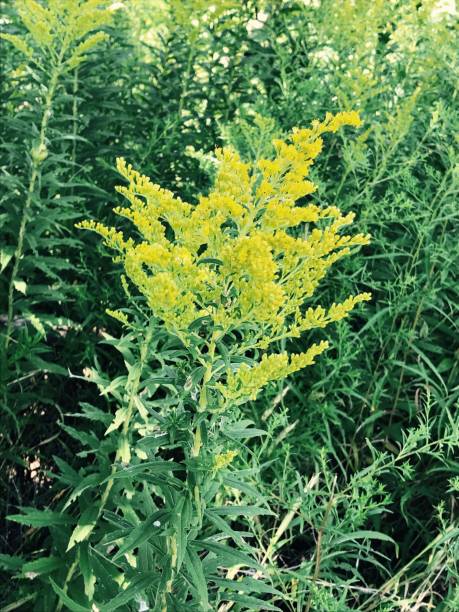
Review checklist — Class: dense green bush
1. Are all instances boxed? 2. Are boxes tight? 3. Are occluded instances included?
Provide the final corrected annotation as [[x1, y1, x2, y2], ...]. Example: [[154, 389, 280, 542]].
[[1, 1, 457, 610]]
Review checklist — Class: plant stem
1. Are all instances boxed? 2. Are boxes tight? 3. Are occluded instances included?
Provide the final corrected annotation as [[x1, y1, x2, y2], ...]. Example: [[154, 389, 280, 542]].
[[305, 475, 337, 612], [97, 321, 155, 517], [2, 59, 63, 365], [162, 332, 217, 602], [55, 551, 80, 612], [71, 68, 79, 196]]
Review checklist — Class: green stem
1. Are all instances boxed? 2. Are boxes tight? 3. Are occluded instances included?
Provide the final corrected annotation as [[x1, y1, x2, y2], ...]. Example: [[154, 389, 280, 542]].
[[163, 533, 178, 606], [55, 551, 80, 612], [71, 68, 79, 195], [97, 321, 155, 517], [2, 59, 63, 364], [161, 336, 218, 603]]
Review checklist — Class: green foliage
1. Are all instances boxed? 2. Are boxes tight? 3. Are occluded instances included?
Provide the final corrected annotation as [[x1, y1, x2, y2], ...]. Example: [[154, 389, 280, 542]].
[[1, 0, 458, 610]]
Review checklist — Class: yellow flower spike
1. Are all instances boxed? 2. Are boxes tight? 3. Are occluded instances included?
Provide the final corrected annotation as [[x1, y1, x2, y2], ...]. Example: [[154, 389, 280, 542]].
[[214, 147, 253, 208], [221, 341, 329, 403], [106, 309, 130, 327], [80, 111, 369, 360], [5, 0, 113, 68], [0, 33, 34, 59]]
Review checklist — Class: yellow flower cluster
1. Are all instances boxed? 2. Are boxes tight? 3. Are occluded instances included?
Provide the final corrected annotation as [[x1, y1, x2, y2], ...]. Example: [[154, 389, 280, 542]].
[[219, 341, 330, 404], [106, 309, 130, 327], [213, 450, 238, 472], [79, 112, 370, 396], [1, 0, 113, 68]]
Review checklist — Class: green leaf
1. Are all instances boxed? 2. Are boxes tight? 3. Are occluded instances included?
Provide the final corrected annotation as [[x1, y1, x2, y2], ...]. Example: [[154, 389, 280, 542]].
[[184, 548, 209, 609], [193, 540, 264, 571], [112, 510, 170, 561], [222, 475, 263, 499], [25, 313, 46, 336], [332, 530, 396, 547], [105, 460, 182, 482], [63, 473, 103, 510], [0, 594, 36, 611], [80, 544, 96, 601], [0, 247, 14, 272], [174, 496, 191, 572], [21, 556, 62, 577], [209, 505, 274, 517], [13, 279, 27, 294], [0, 553, 24, 571], [99, 573, 159, 611], [222, 420, 266, 440], [60, 424, 100, 450], [99, 375, 128, 398], [49, 578, 89, 612], [7, 508, 73, 528], [221, 593, 282, 611], [71, 402, 112, 425], [105, 407, 128, 435], [26, 354, 68, 376], [204, 511, 248, 547], [197, 257, 222, 266], [67, 506, 98, 551], [213, 576, 284, 597]]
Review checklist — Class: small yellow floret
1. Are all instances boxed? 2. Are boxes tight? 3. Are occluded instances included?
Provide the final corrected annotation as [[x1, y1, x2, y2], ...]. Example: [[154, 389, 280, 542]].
[[213, 450, 238, 471]]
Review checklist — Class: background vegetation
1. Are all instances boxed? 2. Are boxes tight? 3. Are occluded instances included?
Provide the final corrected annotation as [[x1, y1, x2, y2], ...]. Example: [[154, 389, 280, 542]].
[[0, 0, 457, 610]]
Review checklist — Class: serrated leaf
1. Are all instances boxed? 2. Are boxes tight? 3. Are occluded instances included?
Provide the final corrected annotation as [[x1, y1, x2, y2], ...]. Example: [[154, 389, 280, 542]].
[[99, 573, 159, 611], [49, 578, 89, 612], [67, 506, 98, 551], [99, 375, 128, 398], [52, 456, 80, 486], [80, 544, 96, 601], [112, 510, 169, 561], [60, 424, 100, 449], [193, 540, 263, 571], [7, 508, 73, 528], [105, 407, 128, 435], [22, 556, 61, 577], [0, 553, 24, 570], [63, 472, 103, 510], [70, 402, 111, 425], [105, 460, 182, 482]]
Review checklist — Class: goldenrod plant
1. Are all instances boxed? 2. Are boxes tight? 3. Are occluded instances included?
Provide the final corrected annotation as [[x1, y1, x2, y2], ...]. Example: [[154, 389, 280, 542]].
[[8, 112, 369, 609], [1, 0, 113, 365], [1, 0, 458, 609]]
